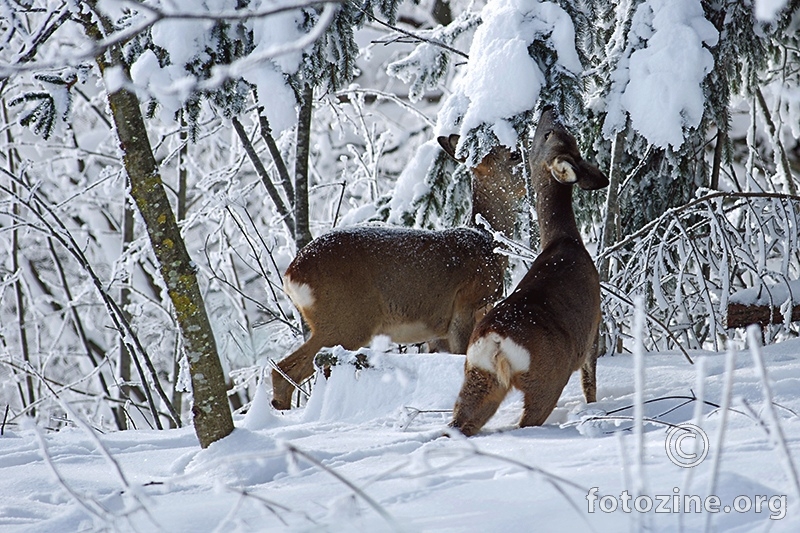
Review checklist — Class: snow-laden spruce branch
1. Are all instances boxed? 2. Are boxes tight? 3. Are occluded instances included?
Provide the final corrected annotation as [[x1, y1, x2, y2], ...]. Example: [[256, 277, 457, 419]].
[[0, 0, 343, 77], [188, 3, 340, 94]]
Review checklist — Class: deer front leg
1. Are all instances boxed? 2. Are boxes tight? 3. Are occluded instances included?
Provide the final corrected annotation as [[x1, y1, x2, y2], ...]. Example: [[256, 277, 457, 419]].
[[271, 337, 325, 410]]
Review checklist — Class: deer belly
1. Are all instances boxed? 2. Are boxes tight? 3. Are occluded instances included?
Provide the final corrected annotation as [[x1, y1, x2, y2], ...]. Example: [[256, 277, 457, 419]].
[[381, 321, 441, 344]]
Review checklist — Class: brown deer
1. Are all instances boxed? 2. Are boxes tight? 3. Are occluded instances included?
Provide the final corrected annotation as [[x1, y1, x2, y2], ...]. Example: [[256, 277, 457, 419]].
[[272, 137, 526, 409], [450, 107, 609, 436]]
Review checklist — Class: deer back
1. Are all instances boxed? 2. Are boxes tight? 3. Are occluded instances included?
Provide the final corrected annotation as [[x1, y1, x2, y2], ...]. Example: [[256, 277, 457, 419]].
[[272, 140, 526, 409]]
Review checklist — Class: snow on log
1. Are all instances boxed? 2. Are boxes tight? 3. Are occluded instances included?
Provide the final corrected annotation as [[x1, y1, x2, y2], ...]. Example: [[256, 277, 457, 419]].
[[726, 279, 800, 328]]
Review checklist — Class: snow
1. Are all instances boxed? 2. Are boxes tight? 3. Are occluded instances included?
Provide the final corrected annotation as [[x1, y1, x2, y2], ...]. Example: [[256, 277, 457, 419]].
[[4, 338, 800, 531], [436, 0, 581, 151], [385, 140, 438, 225], [608, 0, 719, 149], [755, 0, 791, 21], [729, 279, 800, 307], [128, 0, 310, 134], [5, 1, 800, 531]]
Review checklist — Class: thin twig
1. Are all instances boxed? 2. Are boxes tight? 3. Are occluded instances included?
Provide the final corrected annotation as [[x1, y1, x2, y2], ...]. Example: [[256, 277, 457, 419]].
[[349, 0, 469, 59], [285, 443, 403, 532]]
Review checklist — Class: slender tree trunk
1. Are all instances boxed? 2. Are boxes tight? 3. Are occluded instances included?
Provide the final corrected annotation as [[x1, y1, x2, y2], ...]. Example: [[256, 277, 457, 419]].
[[755, 87, 797, 195], [2, 100, 36, 415], [597, 129, 626, 356], [258, 110, 294, 203], [81, 9, 233, 447], [710, 128, 725, 191], [116, 200, 135, 430], [47, 238, 125, 430], [598, 129, 625, 281], [294, 85, 314, 252], [12, 183, 35, 416], [231, 117, 295, 234], [170, 122, 189, 429]]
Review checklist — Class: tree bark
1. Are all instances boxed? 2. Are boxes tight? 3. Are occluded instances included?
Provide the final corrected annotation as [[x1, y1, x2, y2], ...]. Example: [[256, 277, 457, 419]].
[[755, 87, 797, 195], [710, 128, 726, 191], [81, 9, 233, 447], [294, 85, 314, 252], [258, 110, 294, 203], [117, 199, 134, 430], [726, 302, 800, 329], [109, 84, 232, 447], [597, 129, 626, 357], [598, 129, 625, 282]]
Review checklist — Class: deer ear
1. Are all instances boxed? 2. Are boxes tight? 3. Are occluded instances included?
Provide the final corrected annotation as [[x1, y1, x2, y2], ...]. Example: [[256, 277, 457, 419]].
[[438, 134, 463, 162], [547, 157, 578, 184], [577, 161, 609, 191]]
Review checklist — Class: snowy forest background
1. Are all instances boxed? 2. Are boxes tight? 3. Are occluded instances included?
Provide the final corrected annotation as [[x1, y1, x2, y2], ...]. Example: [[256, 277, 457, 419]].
[[1, 0, 799, 440]]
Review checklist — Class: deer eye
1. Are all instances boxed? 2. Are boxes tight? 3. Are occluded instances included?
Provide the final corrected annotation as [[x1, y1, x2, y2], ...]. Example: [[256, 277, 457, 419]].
[[509, 152, 521, 162], [543, 130, 553, 141]]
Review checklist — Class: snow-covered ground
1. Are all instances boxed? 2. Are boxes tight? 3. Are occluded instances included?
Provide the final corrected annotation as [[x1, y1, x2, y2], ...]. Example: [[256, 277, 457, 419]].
[[2, 337, 800, 532]]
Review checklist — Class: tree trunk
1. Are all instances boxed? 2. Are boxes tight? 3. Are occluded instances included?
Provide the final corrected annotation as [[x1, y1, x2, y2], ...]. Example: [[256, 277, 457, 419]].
[[294, 85, 314, 252], [109, 84, 232, 447], [598, 129, 625, 281], [710, 128, 726, 191], [116, 200, 134, 430], [81, 9, 233, 447], [231, 117, 295, 234], [597, 129, 626, 356]]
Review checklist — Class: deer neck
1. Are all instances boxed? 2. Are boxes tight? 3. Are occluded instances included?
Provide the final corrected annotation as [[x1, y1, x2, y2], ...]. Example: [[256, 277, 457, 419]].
[[536, 179, 581, 251], [471, 179, 519, 238]]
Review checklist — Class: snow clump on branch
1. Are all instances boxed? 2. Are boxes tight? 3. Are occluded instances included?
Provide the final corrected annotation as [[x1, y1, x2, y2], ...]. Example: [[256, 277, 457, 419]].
[[436, 0, 581, 159]]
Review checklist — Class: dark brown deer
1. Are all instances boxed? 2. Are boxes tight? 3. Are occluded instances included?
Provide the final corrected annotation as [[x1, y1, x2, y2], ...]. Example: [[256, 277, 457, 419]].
[[272, 137, 526, 409], [450, 107, 609, 436]]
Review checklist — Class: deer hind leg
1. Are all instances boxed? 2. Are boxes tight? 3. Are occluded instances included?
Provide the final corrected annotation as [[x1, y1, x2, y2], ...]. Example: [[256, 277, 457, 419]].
[[580, 354, 597, 404], [580, 332, 599, 403], [515, 379, 562, 428], [515, 371, 571, 428], [518, 389, 560, 428], [450, 366, 511, 437], [426, 338, 451, 353], [271, 326, 375, 410]]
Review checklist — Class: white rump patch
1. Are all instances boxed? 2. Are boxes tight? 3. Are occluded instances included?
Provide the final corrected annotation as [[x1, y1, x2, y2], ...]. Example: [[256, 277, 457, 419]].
[[466, 332, 531, 387], [548, 158, 577, 184], [283, 277, 315, 309]]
